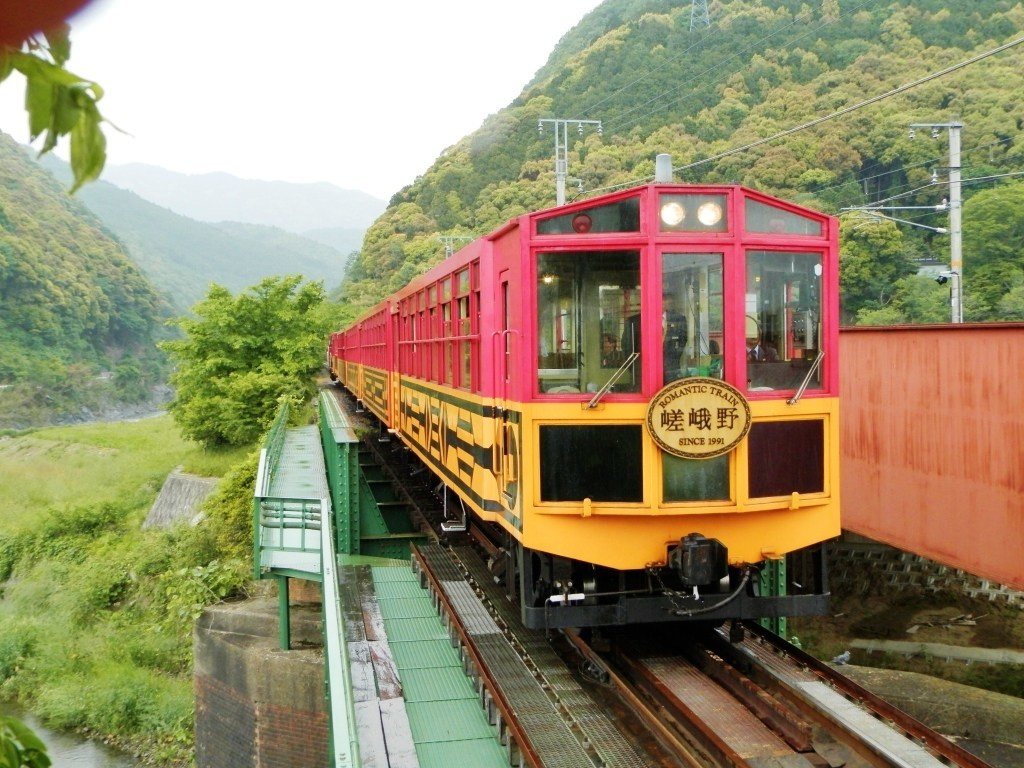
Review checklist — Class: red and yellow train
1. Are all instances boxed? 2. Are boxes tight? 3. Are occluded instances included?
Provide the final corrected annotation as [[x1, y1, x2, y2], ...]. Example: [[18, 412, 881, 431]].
[[330, 163, 840, 628]]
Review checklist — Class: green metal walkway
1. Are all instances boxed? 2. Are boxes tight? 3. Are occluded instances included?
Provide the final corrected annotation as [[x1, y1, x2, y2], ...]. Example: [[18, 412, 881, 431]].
[[252, 395, 508, 768]]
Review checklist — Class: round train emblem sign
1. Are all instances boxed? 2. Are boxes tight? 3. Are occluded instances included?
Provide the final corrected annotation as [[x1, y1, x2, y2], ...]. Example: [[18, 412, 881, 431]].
[[646, 377, 751, 459]]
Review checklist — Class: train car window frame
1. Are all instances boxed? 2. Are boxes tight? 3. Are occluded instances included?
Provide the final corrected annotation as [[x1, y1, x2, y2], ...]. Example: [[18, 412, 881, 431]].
[[415, 293, 426, 379], [745, 250, 825, 394], [535, 196, 642, 235], [454, 265, 476, 391], [442, 299, 453, 386], [660, 251, 725, 387], [744, 197, 823, 236], [428, 299, 438, 382], [535, 249, 642, 396]]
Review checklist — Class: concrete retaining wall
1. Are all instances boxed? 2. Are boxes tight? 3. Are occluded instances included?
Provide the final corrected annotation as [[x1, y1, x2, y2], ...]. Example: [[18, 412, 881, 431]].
[[831, 537, 1024, 608], [145, 468, 218, 528]]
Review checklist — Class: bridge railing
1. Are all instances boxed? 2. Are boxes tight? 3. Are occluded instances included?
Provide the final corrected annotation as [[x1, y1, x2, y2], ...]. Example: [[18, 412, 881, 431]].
[[261, 400, 290, 491], [320, 494, 360, 768], [252, 401, 324, 578]]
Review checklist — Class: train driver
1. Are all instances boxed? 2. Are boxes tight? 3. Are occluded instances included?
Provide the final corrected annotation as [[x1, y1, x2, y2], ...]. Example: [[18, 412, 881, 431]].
[[662, 293, 688, 383], [746, 334, 779, 362]]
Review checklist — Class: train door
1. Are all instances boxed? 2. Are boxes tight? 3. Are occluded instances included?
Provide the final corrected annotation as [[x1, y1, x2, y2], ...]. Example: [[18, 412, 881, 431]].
[[493, 271, 520, 516], [388, 307, 400, 428]]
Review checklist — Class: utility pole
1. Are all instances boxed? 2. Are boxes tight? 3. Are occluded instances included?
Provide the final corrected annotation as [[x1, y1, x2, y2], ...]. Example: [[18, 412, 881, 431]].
[[538, 118, 602, 205], [910, 120, 964, 323], [690, 0, 711, 31], [437, 235, 472, 258]]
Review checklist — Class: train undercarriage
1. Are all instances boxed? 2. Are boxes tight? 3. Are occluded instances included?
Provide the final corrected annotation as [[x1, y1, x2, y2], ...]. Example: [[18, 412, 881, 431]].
[[484, 527, 831, 631]]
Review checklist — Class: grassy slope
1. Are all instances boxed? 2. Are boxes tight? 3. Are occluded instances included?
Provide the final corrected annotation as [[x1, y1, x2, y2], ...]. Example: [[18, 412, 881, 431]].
[[0, 417, 253, 765]]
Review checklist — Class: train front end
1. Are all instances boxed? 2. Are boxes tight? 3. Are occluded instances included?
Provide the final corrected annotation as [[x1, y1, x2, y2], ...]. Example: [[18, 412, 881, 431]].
[[495, 181, 841, 629]]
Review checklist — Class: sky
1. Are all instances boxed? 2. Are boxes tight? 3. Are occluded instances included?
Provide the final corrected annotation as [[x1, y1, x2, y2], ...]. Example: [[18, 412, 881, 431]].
[[0, 0, 603, 200]]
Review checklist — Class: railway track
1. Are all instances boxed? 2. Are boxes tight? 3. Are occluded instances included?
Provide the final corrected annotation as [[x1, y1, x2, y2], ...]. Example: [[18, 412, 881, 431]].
[[335, 387, 991, 768]]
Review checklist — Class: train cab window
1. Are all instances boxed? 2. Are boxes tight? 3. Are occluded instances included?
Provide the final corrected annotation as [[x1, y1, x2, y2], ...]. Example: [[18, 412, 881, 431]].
[[746, 251, 823, 393], [536, 250, 641, 395], [661, 253, 724, 386], [536, 197, 640, 235], [745, 198, 823, 236]]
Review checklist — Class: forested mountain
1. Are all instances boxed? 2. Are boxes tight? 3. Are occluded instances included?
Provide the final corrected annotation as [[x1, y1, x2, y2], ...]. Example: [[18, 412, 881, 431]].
[[0, 134, 354, 426], [34, 154, 352, 310], [0, 134, 167, 422], [340, 0, 1024, 324], [72, 179, 349, 310]]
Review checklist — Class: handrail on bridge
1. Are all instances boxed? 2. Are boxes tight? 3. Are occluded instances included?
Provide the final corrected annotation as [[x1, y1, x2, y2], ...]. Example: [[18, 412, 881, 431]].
[[320, 496, 361, 768], [258, 400, 291, 496]]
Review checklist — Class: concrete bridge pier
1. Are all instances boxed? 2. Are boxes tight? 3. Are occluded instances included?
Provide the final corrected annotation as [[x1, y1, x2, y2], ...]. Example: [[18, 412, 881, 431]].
[[193, 596, 326, 768]]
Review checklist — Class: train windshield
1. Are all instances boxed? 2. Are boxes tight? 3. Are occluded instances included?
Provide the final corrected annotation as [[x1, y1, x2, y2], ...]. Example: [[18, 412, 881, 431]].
[[661, 252, 724, 386], [745, 250, 823, 392], [537, 250, 641, 395]]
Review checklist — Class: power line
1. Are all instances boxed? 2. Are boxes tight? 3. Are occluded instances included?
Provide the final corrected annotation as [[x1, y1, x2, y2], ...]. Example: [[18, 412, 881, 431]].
[[812, 134, 1021, 204], [671, 35, 1024, 177], [587, 33, 1024, 198]]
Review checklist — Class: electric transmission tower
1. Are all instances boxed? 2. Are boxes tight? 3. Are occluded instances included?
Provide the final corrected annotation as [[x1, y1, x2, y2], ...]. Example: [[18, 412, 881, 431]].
[[691, 0, 711, 31]]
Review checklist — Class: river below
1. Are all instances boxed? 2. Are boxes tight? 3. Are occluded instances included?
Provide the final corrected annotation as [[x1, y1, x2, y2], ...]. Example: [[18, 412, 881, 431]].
[[0, 701, 137, 767]]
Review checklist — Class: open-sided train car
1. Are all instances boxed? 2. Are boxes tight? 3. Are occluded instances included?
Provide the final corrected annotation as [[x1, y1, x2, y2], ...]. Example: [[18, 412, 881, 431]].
[[329, 162, 840, 629]]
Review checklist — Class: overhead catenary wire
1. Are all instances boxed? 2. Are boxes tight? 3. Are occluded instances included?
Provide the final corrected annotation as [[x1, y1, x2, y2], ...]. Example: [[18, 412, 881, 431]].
[[583, 34, 1024, 199], [672, 35, 1024, 176], [803, 134, 1020, 207]]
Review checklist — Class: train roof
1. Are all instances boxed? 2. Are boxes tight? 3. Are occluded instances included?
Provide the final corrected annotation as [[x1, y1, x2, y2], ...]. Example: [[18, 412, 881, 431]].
[[345, 181, 835, 325]]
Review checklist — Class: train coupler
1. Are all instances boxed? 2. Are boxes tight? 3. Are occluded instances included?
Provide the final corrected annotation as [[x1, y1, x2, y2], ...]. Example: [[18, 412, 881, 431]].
[[667, 533, 728, 586]]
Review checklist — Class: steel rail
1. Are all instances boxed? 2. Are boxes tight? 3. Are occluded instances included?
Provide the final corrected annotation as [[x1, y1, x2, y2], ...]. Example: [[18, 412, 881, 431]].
[[561, 628, 709, 768], [739, 623, 992, 768]]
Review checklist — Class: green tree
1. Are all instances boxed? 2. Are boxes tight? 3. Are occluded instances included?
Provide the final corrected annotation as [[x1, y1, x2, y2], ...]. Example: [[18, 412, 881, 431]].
[[838, 215, 916, 323], [161, 276, 328, 447], [962, 181, 1024, 320], [0, 25, 106, 191]]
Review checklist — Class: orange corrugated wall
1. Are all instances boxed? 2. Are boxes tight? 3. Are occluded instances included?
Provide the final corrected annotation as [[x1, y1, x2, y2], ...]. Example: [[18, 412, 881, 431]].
[[840, 323, 1024, 590]]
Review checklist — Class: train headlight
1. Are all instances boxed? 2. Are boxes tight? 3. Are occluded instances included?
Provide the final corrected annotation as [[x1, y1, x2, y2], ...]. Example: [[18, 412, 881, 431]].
[[660, 201, 686, 227], [697, 201, 723, 227]]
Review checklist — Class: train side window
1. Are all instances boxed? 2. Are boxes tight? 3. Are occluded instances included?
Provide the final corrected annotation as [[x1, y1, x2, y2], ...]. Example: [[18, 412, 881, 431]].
[[454, 268, 473, 391], [443, 302, 453, 386], [536, 250, 641, 395], [746, 250, 823, 393]]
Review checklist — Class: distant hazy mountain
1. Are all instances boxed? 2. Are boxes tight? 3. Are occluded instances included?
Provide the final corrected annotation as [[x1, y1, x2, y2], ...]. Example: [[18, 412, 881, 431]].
[[101, 163, 386, 235], [26, 152, 353, 311], [75, 179, 349, 310]]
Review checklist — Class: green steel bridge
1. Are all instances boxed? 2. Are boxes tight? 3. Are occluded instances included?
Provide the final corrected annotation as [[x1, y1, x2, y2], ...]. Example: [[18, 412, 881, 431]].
[[252, 392, 509, 768]]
